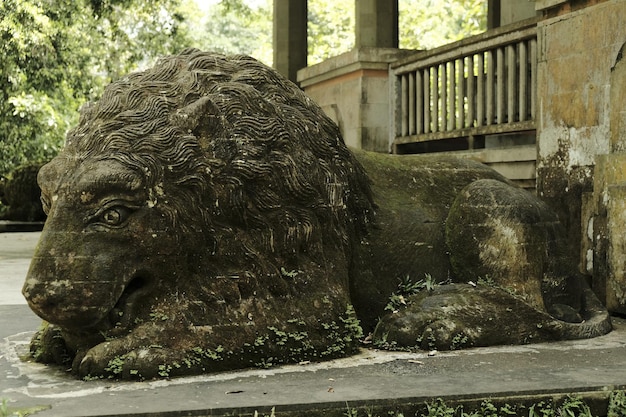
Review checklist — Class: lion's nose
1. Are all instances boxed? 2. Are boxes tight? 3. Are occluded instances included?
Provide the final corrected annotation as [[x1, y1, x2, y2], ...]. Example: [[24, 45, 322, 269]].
[[22, 276, 64, 322]]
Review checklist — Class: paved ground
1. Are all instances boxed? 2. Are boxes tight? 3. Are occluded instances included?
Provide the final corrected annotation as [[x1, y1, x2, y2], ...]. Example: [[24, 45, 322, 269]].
[[1, 230, 626, 416], [0, 231, 39, 304]]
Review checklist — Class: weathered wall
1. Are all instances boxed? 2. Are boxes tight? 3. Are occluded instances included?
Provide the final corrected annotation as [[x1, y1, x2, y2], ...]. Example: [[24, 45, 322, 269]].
[[592, 40, 626, 313], [535, 0, 626, 311]]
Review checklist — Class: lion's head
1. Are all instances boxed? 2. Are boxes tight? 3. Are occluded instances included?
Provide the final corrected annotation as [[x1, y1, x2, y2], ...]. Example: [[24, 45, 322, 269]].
[[23, 49, 374, 354]]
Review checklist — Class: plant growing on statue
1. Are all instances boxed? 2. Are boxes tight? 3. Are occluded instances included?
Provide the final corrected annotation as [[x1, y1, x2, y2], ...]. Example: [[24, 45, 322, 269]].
[[385, 274, 438, 312]]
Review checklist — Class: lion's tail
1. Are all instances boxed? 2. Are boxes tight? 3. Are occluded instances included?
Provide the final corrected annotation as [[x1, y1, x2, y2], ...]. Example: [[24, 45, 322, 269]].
[[555, 286, 612, 340]]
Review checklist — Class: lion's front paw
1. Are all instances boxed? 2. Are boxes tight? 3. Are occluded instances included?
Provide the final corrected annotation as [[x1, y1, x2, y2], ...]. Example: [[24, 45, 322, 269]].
[[78, 341, 182, 380], [30, 322, 73, 366]]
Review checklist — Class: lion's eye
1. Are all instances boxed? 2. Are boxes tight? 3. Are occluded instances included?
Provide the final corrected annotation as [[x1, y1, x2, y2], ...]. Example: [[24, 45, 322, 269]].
[[99, 207, 130, 226]]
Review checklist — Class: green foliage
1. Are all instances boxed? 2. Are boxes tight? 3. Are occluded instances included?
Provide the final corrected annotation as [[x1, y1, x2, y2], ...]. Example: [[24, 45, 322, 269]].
[[149, 311, 170, 322], [308, 0, 355, 65], [425, 398, 458, 417], [0, 0, 84, 174], [321, 304, 364, 357], [0, 0, 191, 176], [418, 396, 592, 417], [104, 355, 127, 376], [0, 0, 487, 178], [0, 398, 50, 417], [253, 407, 276, 417], [385, 274, 437, 312], [527, 396, 593, 417], [189, 0, 272, 65], [399, 0, 487, 50], [240, 304, 363, 369], [475, 275, 519, 299], [306, 0, 487, 64], [608, 390, 626, 417], [449, 333, 469, 351], [0, 399, 10, 417], [461, 400, 517, 417]]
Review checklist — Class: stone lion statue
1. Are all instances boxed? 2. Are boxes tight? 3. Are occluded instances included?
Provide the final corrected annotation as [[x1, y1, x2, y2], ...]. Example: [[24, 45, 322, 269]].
[[23, 49, 611, 380]]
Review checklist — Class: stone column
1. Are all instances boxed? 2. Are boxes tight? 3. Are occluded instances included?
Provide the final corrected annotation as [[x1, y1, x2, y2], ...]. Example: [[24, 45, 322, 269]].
[[355, 0, 398, 48], [273, 0, 307, 83], [592, 42, 626, 314]]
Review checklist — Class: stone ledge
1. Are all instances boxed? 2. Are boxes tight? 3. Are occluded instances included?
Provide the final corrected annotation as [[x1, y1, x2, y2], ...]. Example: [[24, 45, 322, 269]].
[[2, 303, 626, 417], [298, 47, 416, 88]]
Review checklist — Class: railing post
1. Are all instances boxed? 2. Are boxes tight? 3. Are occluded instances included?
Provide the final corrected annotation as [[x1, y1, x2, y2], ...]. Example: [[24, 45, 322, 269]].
[[530, 38, 537, 121], [496, 47, 505, 124], [486, 50, 494, 126], [448, 60, 456, 130], [507, 44, 517, 123], [416, 70, 423, 134], [467, 55, 476, 128], [401, 74, 408, 136], [441, 62, 448, 132], [408, 72, 416, 135], [477, 53, 485, 127], [519, 40, 528, 122], [457, 57, 465, 129], [424, 67, 430, 133], [432, 65, 439, 132]]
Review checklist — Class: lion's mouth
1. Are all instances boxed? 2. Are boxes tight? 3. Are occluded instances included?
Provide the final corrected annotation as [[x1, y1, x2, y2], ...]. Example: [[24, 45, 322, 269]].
[[109, 275, 150, 329]]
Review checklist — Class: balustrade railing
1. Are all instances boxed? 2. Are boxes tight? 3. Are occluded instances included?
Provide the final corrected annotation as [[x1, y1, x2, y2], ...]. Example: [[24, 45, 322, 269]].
[[391, 18, 538, 153]]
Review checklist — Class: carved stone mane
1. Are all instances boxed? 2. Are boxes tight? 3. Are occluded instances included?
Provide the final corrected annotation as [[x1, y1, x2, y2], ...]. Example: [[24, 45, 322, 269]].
[[66, 49, 374, 250]]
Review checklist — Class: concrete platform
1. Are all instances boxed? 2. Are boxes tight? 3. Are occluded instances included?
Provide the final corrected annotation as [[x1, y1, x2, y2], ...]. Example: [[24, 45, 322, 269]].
[[1, 232, 626, 416]]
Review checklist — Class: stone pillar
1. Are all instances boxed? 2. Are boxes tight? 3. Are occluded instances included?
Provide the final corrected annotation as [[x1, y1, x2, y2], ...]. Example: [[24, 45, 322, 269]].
[[298, 48, 413, 152], [355, 0, 398, 48], [273, 0, 307, 83], [487, 0, 501, 29], [592, 42, 626, 314]]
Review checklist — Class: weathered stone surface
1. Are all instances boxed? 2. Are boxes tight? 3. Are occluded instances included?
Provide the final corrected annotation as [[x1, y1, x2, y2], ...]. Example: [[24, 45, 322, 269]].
[[593, 153, 626, 314], [373, 283, 609, 351], [352, 151, 610, 349], [23, 50, 611, 380], [446, 179, 578, 314], [536, 0, 626, 298], [588, 41, 626, 315]]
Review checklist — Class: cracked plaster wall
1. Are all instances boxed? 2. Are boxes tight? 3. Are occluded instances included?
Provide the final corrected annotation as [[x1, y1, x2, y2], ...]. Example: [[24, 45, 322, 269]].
[[536, 0, 626, 312]]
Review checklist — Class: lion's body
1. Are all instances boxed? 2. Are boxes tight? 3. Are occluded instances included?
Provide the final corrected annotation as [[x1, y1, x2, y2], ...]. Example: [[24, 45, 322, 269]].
[[23, 50, 611, 379]]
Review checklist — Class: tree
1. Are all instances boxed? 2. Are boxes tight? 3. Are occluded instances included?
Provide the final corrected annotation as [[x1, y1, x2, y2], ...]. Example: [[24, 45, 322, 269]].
[[306, 0, 486, 64], [399, 0, 487, 50], [0, 0, 191, 175], [1, 0, 89, 175], [189, 0, 272, 65], [0, 0, 487, 176], [308, 0, 354, 65]]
